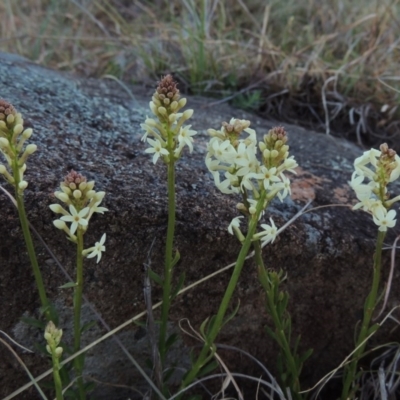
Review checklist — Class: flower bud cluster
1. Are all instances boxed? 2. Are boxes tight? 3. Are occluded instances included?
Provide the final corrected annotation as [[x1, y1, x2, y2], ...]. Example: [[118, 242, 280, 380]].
[[0, 99, 36, 192], [350, 143, 400, 231], [141, 75, 197, 163], [206, 122, 297, 200], [50, 170, 108, 262], [206, 122, 297, 245], [44, 321, 63, 358]]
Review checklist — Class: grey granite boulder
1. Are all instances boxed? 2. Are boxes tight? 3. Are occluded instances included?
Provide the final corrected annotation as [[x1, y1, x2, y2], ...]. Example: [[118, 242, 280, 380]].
[[0, 52, 399, 399]]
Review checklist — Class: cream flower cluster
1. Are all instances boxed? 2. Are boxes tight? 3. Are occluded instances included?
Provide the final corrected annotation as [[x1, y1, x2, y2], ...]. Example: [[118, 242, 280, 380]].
[[44, 321, 63, 358], [0, 100, 36, 193], [50, 171, 108, 262], [206, 121, 297, 245], [349, 144, 400, 232], [206, 120, 297, 199], [141, 75, 197, 164]]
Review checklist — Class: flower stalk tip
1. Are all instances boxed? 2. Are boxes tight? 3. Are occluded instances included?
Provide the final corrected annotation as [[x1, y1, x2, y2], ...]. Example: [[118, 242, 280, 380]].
[[141, 75, 197, 164], [350, 143, 400, 231], [0, 99, 37, 193]]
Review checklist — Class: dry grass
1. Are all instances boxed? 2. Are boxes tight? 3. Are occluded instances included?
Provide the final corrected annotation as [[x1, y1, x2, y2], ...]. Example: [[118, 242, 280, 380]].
[[1, 0, 400, 148]]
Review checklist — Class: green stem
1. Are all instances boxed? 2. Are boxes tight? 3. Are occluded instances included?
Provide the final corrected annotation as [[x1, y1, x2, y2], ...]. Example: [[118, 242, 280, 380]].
[[253, 240, 302, 399], [12, 159, 51, 320], [181, 190, 267, 388], [51, 352, 64, 400], [159, 136, 176, 367], [341, 230, 385, 399], [73, 229, 86, 400]]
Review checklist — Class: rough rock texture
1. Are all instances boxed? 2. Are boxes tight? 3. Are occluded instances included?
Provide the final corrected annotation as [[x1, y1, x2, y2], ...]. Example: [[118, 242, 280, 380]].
[[0, 52, 399, 399]]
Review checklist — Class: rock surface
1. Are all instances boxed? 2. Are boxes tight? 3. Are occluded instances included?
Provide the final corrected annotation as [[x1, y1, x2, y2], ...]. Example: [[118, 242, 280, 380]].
[[0, 52, 399, 399]]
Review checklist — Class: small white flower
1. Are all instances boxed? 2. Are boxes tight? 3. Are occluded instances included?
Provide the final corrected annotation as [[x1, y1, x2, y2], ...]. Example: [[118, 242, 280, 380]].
[[372, 206, 396, 232], [260, 166, 281, 189], [354, 149, 380, 179], [205, 155, 221, 172], [350, 173, 374, 202], [228, 216, 243, 235], [87, 201, 108, 219], [390, 154, 400, 182], [279, 156, 298, 174], [60, 205, 89, 235], [84, 233, 106, 263], [277, 174, 291, 201], [145, 138, 169, 164], [178, 125, 197, 153], [240, 173, 256, 191], [235, 143, 259, 177], [211, 170, 239, 194], [211, 139, 237, 163], [256, 218, 278, 245]]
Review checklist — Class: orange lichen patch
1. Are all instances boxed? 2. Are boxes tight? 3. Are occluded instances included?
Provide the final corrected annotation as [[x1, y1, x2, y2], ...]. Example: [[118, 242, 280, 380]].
[[290, 167, 327, 202], [333, 185, 353, 204]]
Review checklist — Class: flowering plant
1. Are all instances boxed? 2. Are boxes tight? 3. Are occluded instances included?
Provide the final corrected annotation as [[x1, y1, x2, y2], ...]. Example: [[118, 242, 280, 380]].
[[206, 121, 297, 245], [342, 143, 400, 399], [50, 170, 108, 399], [349, 143, 400, 231], [50, 170, 108, 262], [182, 122, 310, 399]]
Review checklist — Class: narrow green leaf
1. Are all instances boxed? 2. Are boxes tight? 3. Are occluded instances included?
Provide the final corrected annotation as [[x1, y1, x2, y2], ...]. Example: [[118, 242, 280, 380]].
[[40, 303, 59, 325], [367, 323, 380, 336], [293, 335, 301, 355], [59, 365, 72, 386], [199, 317, 210, 338], [222, 300, 240, 327], [300, 348, 313, 364], [170, 249, 181, 268], [164, 366, 176, 382], [171, 272, 185, 299], [148, 269, 163, 286], [20, 316, 45, 329], [165, 333, 178, 351], [264, 325, 277, 341], [80, 320, 97, 334], [59, 282, 77, 289], [278, 293, 289, 315], [197, 360, 218, 378]]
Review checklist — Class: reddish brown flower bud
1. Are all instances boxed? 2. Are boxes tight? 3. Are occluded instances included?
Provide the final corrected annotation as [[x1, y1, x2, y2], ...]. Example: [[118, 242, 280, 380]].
[[378, 143, 398, 184], [0, 99, 16, 122], [156, 75, 180, 103], [64, 170, 87, 189], [150, 75, 184, 121]]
